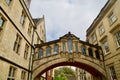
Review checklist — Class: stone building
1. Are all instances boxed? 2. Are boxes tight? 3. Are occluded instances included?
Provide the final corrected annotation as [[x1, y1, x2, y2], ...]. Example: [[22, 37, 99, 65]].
[[76, 68, 93, 80], [0, 0, 46, 80], [86, 0, 120, 80]]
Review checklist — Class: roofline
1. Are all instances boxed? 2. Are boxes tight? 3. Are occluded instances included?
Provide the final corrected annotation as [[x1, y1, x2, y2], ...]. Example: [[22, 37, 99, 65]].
[[35, 32, 100, 48], [86, 0, 117, 36]]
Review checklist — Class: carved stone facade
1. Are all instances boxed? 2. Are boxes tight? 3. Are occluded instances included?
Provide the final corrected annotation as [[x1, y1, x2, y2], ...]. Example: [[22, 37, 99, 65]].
[[87, 0, 120, 80], [33, 32, 106, 80], [0, 0, 46, 80]]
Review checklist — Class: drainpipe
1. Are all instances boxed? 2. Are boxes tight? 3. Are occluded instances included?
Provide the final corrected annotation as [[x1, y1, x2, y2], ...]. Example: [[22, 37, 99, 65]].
[[28, 26, 35, 80]]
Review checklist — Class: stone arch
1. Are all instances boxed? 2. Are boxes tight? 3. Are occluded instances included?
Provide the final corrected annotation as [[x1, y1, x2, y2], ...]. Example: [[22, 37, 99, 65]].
[[32, 53, 106, 80]]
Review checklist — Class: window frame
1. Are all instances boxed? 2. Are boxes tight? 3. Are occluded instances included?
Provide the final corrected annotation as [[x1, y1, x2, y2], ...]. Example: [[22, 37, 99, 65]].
[[109, 12, 117, 24], [99, 25, 105, 35], [7, 66, 16, 80], [21, 70, 26, 80], [46, 46, 51, 56], [20, 11, 26, 25], [109, 66, 117, 80], [0, 15, 5, 30], [38, 48, 43, 59], [91, 33, 97, 42], [67, 38, 73, 53], [114, 31, 120, 47], [81, 45, 86, 55], [54, 44, 59, 54], [103, 41, 110, 54], [6, 0, 12, 6], [27, 23, 32, 36], [13, 34, 22, 53], [24, 43, 29, 59]]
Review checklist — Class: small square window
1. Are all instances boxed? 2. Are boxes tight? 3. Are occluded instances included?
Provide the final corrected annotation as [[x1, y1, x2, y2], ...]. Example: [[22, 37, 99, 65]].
[[6, 0, 12, 6], [109, 12, 117, 24]]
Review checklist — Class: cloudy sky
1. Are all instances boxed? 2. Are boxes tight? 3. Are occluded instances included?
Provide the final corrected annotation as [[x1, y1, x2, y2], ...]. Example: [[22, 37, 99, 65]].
[[30, 0, 108, 42]]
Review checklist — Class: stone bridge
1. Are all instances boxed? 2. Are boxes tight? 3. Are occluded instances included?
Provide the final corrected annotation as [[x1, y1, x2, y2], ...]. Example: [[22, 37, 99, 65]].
[[32, 32, 107, 80]]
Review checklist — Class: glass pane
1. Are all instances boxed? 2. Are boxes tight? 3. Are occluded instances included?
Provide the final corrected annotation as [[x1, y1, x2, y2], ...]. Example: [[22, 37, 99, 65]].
[[46, 47, 51, 56], [62, 42, 66, 52], [8, 67, 12, 76], [54, 45, 59, 54], [110, 66, 117, 80], [67, 38, 73, 52], [75, 43, 78, 52], [6, 0, 11, 5], [0, 18, 3, 27], [12, 68, 15, 77], [81, 46, 86, 55], [38, 49, 43, 58], [104, 41, 109, 53]]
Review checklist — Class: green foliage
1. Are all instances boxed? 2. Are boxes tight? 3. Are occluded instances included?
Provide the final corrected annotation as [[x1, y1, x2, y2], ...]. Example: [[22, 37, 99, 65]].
[[54, 66, 76, 80], [54, 72, 67, 80]]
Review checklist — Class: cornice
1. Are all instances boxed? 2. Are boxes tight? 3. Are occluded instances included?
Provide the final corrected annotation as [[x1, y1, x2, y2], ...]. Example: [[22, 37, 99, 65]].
[[86, 0, 117, 36]]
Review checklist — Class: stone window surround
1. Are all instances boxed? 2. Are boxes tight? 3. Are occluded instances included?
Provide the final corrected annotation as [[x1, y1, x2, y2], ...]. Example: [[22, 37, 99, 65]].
[[8, 66, 16, 80]]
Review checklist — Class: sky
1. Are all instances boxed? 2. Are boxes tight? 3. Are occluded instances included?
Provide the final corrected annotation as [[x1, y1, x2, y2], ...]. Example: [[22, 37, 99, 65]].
[[30, 0, 108, 42]]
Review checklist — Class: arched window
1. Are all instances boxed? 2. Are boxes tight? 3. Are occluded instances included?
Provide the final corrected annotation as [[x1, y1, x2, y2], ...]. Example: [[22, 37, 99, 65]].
[[81, 45, 86, 55], [67, 38, 73, 52], [54, 44, 59, 54], [46, 47, 51, 56], [95, 50, 100, 59], [88, 48, 93, 57], [62, 42, 66, 52], [38, 49, 43, 59], [75, 42, 78, 53]]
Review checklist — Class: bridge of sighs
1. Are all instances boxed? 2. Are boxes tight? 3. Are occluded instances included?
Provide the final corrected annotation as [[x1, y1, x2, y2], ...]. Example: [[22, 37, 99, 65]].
[[32, 32, 107, 80]]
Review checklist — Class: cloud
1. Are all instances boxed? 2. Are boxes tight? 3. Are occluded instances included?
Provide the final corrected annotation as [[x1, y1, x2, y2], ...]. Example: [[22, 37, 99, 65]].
[[30, 0, 108, 41]]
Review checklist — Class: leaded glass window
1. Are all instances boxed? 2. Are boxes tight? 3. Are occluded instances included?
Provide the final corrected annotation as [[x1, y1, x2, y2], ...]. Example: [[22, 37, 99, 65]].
[[7, 66, 16, 80], [46, 47, 51, 56], [62, 42, 66, 52], [0, 17, 4, 28], [67, 38, 73, 52], [81, 46, 86, 55], [109, 66, 117, 80], [109, 12, 117, 24], [38, 49, 43, 58], [115, 31, 120, 47], [103, 41, 110, 53], [75, 42, 78, 53], [54, 44, 59, 54]]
